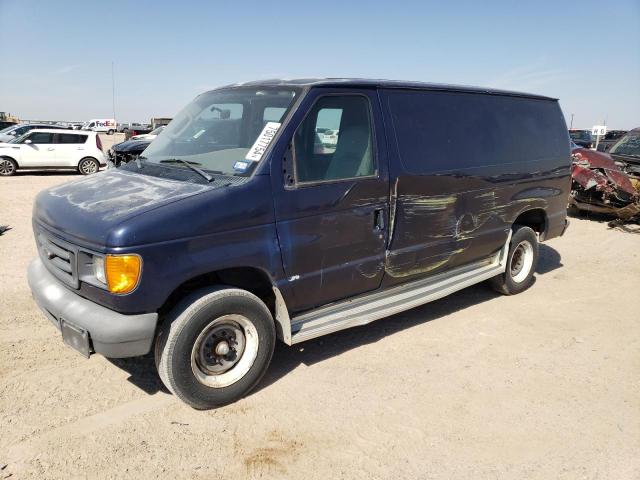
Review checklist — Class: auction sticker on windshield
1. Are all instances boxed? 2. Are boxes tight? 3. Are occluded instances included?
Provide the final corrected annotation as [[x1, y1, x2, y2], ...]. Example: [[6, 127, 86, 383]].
[[245, 122, 281, 161]]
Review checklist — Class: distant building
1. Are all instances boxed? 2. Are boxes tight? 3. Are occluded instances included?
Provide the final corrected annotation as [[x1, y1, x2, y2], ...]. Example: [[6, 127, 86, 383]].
[[151, 117, 172, 129], [0, 112, 19, 128]]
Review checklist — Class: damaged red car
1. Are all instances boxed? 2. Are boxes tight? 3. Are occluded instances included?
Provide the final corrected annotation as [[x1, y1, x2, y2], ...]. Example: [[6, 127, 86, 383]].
[[570, 128, 640, 221]]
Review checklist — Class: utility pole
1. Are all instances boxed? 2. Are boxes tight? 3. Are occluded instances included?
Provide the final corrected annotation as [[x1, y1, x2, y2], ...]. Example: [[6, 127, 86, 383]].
[[111, 61, 116, 121], [570, 113, 574, 129]]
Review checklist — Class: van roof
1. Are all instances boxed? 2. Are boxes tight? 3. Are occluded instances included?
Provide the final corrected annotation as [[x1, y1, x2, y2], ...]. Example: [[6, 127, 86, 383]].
[[218, 78, 557, 101]]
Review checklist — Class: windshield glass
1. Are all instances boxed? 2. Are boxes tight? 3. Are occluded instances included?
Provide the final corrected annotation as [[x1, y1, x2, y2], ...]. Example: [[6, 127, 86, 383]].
[[9, 132, 30, 144], [141, 87, 300, 176], [609, 133, 640, 158]]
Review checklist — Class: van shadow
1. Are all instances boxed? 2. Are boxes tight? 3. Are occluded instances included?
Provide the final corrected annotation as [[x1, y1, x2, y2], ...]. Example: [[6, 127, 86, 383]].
[[109, 243, 563, 398], [107, 355, 168, 394]]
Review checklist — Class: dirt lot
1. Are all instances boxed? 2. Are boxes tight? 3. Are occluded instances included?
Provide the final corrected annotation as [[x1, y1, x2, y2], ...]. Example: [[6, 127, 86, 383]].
[[1, 169, 639, 479]]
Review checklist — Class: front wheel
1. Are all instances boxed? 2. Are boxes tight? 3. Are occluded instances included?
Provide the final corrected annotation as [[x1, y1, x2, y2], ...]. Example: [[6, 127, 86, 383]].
[[155, 287, 276, 409], [78, 157, 99, 175], [107, 129, 115, 135], [489, 225, 539, 295]]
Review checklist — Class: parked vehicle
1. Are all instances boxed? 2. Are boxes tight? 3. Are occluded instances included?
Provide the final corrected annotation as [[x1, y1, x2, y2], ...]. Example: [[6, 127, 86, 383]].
[[27, 79, 570, 409], [0, 121, 18, 130], [108, 138, 152, 167], [569, 129, 593, 148], [0, 123, 68, 143], [0, 129, 106, 176], [570, 135, 640, 221], [118, 122, 150, 134], [82, 119, 116, 135], [130, 125, 165, 141], [596, 130, 629, 152]]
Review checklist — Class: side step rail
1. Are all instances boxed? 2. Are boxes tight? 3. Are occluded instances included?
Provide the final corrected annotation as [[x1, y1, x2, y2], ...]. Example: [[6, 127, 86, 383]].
[[287, 232, 511, 345]]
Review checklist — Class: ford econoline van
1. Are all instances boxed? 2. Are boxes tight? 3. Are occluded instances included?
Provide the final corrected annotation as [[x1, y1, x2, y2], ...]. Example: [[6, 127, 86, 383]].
[[28, 79, 570, 409]]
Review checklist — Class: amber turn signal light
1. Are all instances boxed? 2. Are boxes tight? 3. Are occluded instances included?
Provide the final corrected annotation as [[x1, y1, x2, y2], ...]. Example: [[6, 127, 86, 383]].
[[105, 254, 142, 294]]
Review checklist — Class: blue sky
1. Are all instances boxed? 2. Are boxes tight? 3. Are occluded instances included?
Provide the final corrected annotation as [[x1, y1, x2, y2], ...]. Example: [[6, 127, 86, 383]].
[[1, 0, 638, 129]]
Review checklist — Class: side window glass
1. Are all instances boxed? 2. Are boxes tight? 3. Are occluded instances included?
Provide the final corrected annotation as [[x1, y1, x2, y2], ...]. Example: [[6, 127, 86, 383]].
[[294, 95, 374, 183], [24, 132, 53, 144], [56, 133, 87, 144]]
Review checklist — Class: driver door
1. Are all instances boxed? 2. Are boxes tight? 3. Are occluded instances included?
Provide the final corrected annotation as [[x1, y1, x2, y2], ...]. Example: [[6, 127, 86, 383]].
[[19, 132, 56, 166], [272, 89, 390, 313]]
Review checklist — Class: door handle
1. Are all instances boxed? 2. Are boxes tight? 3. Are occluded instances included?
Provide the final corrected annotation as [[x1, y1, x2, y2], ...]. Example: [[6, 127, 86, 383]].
[[46, 148, 55, 151], [373, 208, 385, 231]]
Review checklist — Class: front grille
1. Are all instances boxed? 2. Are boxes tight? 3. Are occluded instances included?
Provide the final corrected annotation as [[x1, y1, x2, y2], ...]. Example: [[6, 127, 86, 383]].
[[36, 226, 79, 288]]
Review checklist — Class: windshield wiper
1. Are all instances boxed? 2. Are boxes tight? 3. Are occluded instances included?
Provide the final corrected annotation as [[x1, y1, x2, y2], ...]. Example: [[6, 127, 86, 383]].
[[160, 158, 214, 182]]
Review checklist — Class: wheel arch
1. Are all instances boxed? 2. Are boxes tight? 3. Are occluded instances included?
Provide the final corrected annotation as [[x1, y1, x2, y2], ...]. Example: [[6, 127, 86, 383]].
[[1, 154, 19, 167], [158, 266, 292, 344], [512, 208, 548, 239]]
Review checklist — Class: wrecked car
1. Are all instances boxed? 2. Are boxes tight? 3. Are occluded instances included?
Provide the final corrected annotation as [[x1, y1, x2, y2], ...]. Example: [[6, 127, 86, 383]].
[[570, 129, 640, 221], [108, 138, 152, 167], [27, 79, 570, 409]]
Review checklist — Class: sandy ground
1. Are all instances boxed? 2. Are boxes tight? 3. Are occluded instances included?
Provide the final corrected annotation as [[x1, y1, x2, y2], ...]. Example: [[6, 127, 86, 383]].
[[0, 164, 639, 479]]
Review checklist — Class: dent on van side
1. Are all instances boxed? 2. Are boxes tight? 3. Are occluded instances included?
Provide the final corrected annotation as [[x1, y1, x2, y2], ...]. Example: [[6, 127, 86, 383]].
[[27, 79, 570, 409]]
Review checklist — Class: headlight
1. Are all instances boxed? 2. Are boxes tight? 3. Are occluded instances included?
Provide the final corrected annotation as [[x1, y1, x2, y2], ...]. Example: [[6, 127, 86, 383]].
[[105, 254, 142, 294], [93, 256, 106, 284]]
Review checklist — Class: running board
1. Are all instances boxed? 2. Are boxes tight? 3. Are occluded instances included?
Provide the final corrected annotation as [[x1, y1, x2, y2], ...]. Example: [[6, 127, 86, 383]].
[[287, 233, 511, 345]]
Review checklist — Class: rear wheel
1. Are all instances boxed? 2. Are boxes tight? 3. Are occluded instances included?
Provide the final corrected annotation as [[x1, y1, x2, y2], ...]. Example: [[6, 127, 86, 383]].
[[489, 225, 538, 295], [107, 129, 115, 135], [0, 157, 17, 176], [155, 287, 276, 409], [78, 157, 99, 175]]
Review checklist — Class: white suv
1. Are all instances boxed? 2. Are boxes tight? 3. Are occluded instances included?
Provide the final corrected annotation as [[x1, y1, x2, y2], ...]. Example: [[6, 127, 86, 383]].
[[0, 129, 107, 176]]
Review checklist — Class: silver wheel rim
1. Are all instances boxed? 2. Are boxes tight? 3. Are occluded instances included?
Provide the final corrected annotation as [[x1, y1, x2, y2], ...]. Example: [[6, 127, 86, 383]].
[[80, 159, 98, 174], [190, 314, 259, 388], [510, 240, 534, 283], [0, 159, 14, 175]]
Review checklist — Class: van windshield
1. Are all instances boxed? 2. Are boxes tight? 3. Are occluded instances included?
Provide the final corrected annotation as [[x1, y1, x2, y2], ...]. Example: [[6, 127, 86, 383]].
[[141, 87, 300, 176]]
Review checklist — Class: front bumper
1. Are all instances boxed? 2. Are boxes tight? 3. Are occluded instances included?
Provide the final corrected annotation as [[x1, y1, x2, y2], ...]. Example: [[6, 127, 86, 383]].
[[28, 258, 158, 358]]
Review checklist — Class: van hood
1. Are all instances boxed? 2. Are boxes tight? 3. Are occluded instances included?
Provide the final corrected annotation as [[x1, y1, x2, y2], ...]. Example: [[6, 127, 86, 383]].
[[34, 169, 211, 247]]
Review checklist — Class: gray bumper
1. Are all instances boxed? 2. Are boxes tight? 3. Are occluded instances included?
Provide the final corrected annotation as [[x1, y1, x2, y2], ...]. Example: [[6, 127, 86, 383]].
[[27, 258, 158, 358]]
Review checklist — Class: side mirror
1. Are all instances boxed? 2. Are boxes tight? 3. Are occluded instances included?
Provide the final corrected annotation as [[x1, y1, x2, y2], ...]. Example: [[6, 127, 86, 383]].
[[24, 139, 32, 144], [8, 131, 16, 136]]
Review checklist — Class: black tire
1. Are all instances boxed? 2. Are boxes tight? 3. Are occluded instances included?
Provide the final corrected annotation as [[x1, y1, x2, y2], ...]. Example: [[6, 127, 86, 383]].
[[489, 225, 539, 295], [155, 287, 276, 409], [78, 157, 100, 175], [107, 129, 115, 135], [0, 157, 17, 176]]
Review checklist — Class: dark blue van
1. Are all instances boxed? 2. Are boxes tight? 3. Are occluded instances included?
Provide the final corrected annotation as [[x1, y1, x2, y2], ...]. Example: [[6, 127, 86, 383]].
[[28, 79, 570, 409]]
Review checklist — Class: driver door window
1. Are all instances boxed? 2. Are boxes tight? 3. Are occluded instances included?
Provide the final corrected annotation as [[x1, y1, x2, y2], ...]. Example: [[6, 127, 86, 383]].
[[293, 95, 375, 184], [22, 132, 54, 144]]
